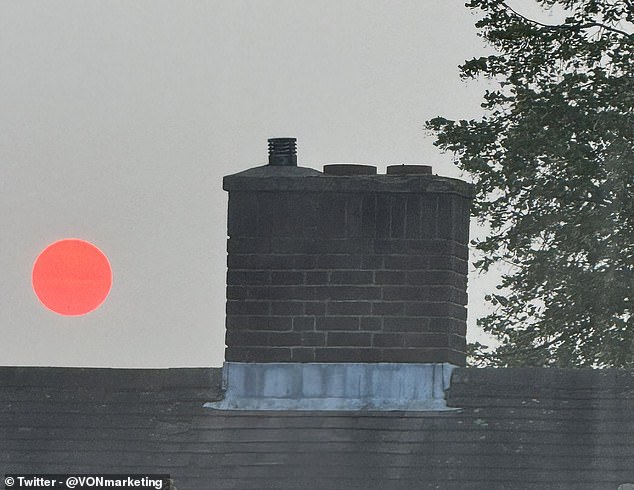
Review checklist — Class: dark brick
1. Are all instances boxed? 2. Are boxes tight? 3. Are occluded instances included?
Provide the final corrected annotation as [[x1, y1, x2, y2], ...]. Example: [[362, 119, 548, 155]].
[[429, 317, 467, 335], [314, 286, 381, 301], [226, 286, 247, 300], [427, 286, 458, 303], [383, 316, 429, 332], [226, 315, 293, 331], [360, 195, 376, 238], [316, 255, 362, 269], [235, 316, 293, 336], [225, 330, 269, 346], [450, 334, 467, 350], [403, 302, 452, 317], [299, 198, 321, 239], [326, 301, 372, 315], [373, 333, 404, 348], [328, 238, 374, 254], [293, 317, 315, 331], [446, 348, 467, 366], [225, 347, 292, 362], [375, 239, 455, 255], [451, 288, 469, 305], [247, 286, 315, 300], [303, 302, 326, 315], [227, 254, 293, 270], [225, 315, 245, 330], [227, 270, 271, 286], [269, 238, 310, 254], [268, 332, 303, 346], [407, 270, 457, 286], [458, 196, 472, 244], [316, 316, 360, 331], [227, 237, 271, 254], [317, 195, 347, 238], [374, 271, 403, 285], [421, 197, 438, 238], [375, 194, 390, 238], [300, 332, 326, 346], [304, 271, 329, 285], [345, 194, 363, 238], [291, 347, 315, 362], [314, 348, 380, 362], [406, 302, 466, 321], [356, 348, 382, 362], [292, 255, 318, 269], [443, 195, 471, 244], [401, 302, 466, 320], [226, 301, 270, 315], [402, 333, 450, 348], [427, 255, 469, 274], [382, 255, 428, 270], [226, 330, 303, 348], [272, 238, 373, 254], [271, 271, 304, 285], [437, 194, 456, 240], [329, 270, 373, 285], [371, 302, 406, 315], [405, 195, 421, 239], [270, 301, 304, 315], [226, 253, 251, 270], [382, 286, 426, 301], [452, 305, 468, 321], [360, 317, 382, 331], [254, 193, 282, 236], [389, 196, 406, 238], [327, 332, 372, 347], [454, 243, 469, 261], [227, 191, 258, 237], [429, 270, 465, 287], [361, 254, 383, 269], [256, 193, 311, 238]]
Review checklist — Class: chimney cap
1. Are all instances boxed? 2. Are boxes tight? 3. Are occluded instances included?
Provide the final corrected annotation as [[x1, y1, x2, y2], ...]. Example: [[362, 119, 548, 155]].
[[387, 165, 433, 175], [323, 164, 377, 176]]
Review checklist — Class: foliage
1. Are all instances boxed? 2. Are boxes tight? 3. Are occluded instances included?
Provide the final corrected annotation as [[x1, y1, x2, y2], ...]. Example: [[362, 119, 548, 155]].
[[427, 0, 634, 367]]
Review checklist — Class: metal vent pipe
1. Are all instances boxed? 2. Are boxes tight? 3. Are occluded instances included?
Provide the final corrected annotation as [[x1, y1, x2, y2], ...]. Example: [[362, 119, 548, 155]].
[[268, 137, 297, 166]]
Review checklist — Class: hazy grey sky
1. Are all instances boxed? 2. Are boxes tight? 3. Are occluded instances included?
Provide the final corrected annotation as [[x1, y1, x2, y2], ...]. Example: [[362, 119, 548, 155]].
[[1, 1, 496, 367]]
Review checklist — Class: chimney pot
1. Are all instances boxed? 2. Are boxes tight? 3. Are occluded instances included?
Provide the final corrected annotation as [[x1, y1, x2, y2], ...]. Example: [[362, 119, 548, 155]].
[[268, 137, 297, 166]]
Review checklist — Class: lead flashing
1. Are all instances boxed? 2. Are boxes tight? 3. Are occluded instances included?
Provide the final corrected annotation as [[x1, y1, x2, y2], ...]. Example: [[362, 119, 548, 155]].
[[205, 362, 458, 411]]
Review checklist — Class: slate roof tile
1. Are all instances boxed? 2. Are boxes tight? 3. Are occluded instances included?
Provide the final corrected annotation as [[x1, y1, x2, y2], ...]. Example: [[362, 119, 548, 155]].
[[2, 366, 634, 490]]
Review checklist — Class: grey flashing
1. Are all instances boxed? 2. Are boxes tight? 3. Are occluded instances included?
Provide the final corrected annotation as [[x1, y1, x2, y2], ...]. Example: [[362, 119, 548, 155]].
[[204, 362, 457, 411]]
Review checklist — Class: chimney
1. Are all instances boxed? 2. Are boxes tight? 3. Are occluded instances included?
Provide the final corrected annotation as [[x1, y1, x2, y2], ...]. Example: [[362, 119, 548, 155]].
[[207, 138, 474, 411]]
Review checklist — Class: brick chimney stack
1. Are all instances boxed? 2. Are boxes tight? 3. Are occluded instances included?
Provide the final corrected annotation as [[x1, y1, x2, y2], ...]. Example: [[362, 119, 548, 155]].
[[209, 138, 474, 411]]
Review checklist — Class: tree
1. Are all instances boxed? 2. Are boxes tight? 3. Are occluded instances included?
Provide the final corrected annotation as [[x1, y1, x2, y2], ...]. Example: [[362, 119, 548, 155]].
[[427, 0, 634, 367]]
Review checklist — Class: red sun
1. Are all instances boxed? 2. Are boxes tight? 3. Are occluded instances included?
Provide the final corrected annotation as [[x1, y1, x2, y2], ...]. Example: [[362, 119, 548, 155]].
[[32, 239, 112, 316]]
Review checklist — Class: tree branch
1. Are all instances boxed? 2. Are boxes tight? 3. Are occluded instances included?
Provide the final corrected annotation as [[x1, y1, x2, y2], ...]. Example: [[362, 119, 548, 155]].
[[500, 2, 634, 39], [578, 21, 634, 38]]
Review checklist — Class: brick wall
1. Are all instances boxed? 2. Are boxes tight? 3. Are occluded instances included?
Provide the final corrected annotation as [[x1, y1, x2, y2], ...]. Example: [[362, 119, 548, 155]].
[[223, 168, 473, 366]]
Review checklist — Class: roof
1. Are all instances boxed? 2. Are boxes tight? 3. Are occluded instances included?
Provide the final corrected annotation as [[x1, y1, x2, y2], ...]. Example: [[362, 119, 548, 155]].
[[2, 366, 634, 489]]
